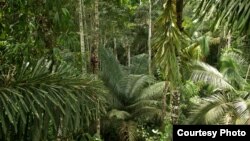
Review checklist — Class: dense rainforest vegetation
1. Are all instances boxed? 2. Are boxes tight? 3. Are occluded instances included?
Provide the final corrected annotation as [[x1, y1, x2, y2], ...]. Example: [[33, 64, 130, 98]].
[[0, 0, 250, 140]]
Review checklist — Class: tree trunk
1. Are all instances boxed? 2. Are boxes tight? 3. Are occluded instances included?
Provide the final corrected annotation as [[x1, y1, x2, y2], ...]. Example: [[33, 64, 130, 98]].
[[83, 2, 89, 57], [148, 0, 152, 75], [176, 0, 184, 31], [103, 36, 107, 48], [127, 45, 131, 67], [91, 0, 100, 137], [91, 0, 99, 74], [171, 89, 180, 124], [114, 38, 118, 60], [79, 0, 85, 72]]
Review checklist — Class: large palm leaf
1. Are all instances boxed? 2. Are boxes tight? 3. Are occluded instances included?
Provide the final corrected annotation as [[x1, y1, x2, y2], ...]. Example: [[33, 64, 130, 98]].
[[194, 0, 250, 34], [117, 75, 162, 119], [188, 90, 250, 124], [191, 61, 233, 90], [188, 92, 234, 124], [0, 58, 107, 140]]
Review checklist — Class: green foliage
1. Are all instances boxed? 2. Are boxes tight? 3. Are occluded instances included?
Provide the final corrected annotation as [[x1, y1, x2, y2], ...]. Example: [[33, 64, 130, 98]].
[[136, 124, 162, 141], [99, 47, 163, 141], [0, 58, 107, 140], [188, 48, 250, 125], [129, 53, 148, 74], [220, 49, 248, 89], [1, 0, 250, 140], [188, 90, 250, 124], [159, 120, 172, 141], [153, 0, 187, 85], [191, 61, 233, 90], [194, 0, 250, 34], [0, 0, 80, 67]]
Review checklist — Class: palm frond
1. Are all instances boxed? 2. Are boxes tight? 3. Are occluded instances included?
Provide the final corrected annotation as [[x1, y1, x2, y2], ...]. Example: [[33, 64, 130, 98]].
[[188, 93, 234, 124], [136, 81, 165, 101], [99, 47, 123, 93], [191, 61, 233, 90], [234, 98, 250, 124], [152, 0, 188, 84], [131, 106, 162, 120], [194, 0, 250, 33], [117, 75, 154, 100], [0, 58, 107, 139], [126, 100, 160, 111]]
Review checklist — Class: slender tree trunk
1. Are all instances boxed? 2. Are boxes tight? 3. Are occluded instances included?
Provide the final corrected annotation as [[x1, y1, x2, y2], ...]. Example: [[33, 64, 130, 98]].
[[148, 0, 152, 75], [91, 0, 99, 74], [124, 37, 131, 67], [103, 36, 107, 48], [171, 89, 180, 124], [83, 3, 90, 63], [91, 0, 100, 137], [127, 44, 131, 67], [79, 0, 85, 72], [114, 38, 118, 60]]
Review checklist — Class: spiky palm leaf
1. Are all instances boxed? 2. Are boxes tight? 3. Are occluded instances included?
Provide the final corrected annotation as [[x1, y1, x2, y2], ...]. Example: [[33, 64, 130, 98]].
[[99, 47, 123, 91], [189, 91, 250, 124], [136, 81, 166, 101], [0, 58, 107, 140], [112, 74, 162, 120], [194, 0, 250, 33], [191, 61, 233, 90], [189, 91, 231, 124], [234, 98, 250, 124]]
